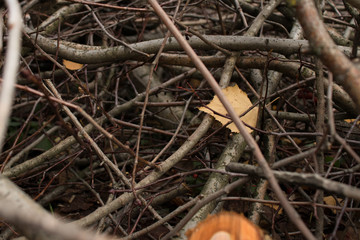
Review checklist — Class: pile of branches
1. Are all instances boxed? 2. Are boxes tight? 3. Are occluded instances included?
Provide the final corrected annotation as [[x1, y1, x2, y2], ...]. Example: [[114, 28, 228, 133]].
[[1, 0, 360, 239]]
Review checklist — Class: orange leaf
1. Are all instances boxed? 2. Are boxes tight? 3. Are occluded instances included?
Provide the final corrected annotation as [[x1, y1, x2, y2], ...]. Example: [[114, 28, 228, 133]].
[[63, 59, 83, 70], [186, 212, 264, 240], [198, 85, 258, 133]]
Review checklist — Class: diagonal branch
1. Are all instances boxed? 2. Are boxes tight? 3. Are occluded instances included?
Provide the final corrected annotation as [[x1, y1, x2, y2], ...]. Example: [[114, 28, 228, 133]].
[[147, 0, 316, 239]]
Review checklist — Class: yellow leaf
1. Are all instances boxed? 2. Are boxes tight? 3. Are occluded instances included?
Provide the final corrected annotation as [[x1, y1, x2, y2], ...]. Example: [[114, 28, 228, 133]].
[[344, 119, 360, 126], [286, 0, 297, 7], [63, 59, 83, 70], [324, 196, 343, 214], [264, 203, 283, 215], [198, 85, 258, 133]]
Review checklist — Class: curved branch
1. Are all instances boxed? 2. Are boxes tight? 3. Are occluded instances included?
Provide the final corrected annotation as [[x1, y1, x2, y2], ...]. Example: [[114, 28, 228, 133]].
[[25, 26, 312, 63], [296, 0, 360, 112]]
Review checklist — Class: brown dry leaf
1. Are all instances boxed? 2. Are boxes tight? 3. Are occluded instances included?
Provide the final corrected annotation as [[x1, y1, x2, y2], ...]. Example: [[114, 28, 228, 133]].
[[324, 196, 343, 214], [63, 59, 83, 70], [198, 85, 258, 133]]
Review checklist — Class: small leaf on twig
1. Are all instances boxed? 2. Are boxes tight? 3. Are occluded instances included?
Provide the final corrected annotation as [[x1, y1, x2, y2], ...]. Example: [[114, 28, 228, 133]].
[[63, 59, 83, 70], [324, 196, 343, 214]]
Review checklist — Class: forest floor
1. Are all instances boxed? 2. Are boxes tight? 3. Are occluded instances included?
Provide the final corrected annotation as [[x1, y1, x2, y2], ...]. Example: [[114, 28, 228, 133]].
[[1, 0, 360, 239]]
